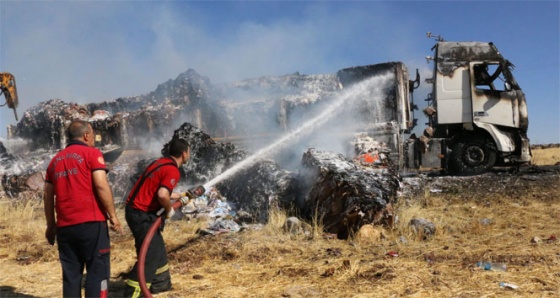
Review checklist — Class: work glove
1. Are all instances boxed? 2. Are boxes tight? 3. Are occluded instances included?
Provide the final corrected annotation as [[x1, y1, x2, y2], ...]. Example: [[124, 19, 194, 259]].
[[165, 208, 176, 219], [179, 196, 191, 206]]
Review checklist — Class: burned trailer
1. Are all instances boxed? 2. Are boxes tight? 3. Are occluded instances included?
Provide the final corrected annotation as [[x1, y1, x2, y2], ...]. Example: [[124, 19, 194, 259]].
[[211, 72, 342, 148], [209, 62, 421, 172], [336, 62, 419, 170]]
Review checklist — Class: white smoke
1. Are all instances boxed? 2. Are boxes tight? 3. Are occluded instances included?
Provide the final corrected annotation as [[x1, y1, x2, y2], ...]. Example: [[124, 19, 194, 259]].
[[204, 71, 393, 188]]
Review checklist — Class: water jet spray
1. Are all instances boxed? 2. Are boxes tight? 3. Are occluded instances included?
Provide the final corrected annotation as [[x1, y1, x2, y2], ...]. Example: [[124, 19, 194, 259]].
[[203, 72, 393, 190]]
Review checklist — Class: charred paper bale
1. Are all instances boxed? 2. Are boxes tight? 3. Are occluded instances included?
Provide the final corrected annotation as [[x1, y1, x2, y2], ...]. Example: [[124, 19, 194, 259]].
[[163, 122, 249, 185], [14, 99, 125, 153], [0, 171, 41, 198], [0, 144, 53, 197], [14, 99, 78, 150], [89, 69, 225, 143], [163, 122, 299, 223], [217, 160, 299, 223], [299, 148, 399, 239], [111, 122, 240, 203]]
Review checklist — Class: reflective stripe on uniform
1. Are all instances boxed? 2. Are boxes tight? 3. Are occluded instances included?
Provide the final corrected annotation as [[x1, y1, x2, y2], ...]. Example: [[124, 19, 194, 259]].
[[155, 263, 169, 275], [125, 279, 151, 298]]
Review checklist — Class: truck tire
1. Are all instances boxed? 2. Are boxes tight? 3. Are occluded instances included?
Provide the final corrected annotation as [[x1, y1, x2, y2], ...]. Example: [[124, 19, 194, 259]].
[[449, 135, 497, 176]]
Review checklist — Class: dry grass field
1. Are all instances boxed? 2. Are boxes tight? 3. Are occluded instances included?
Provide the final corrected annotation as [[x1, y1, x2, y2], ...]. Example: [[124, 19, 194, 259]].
[[530, 146, 560, 166], [1, 147, 559, 297]]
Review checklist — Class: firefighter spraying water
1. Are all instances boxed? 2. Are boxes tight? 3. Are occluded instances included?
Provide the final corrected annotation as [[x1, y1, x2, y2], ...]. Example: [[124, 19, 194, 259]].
[[123, 137, 208, 298], [123, 139, 192, 297]]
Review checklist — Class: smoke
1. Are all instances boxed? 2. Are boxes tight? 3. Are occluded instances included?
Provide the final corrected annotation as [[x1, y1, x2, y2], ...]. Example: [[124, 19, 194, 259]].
[[275, 72, 395, 169], [211, 68, 396, 172], [0, 1, 424, 137], [0, 137, 31, 156], [0, 136, 51, 176], [203, 71, 393, 188], [2, 2, 558, 144]]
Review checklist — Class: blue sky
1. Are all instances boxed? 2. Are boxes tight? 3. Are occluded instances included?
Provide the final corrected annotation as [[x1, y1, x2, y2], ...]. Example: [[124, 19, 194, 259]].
[[1, 0, 558, 144]]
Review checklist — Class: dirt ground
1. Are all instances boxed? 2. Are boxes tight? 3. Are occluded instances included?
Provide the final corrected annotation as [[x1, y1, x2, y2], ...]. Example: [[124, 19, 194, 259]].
[[0, 151, 559, 297]]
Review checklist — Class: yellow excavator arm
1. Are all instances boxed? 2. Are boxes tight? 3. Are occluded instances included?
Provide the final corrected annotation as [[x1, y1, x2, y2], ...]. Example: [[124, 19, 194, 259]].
[[0, 72, 19, 121]]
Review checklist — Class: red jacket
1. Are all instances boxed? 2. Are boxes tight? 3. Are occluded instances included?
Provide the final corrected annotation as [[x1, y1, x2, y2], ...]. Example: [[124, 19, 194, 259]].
[[45, 141, 108, 227], [126, 157, 180, 212]]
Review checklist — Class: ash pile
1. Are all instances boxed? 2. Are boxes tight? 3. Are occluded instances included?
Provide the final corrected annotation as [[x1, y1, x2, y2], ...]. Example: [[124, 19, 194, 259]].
[[0, 138, 52, 198]]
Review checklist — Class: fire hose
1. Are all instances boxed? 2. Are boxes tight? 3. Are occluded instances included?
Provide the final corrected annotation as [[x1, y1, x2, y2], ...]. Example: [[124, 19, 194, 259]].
[[137, 186, 205, 298]]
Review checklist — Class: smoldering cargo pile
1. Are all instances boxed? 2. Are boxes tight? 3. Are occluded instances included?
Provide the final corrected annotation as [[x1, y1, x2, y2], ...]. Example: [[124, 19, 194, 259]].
[[1, 64, 402, 238], [120, 123, 400, 239]]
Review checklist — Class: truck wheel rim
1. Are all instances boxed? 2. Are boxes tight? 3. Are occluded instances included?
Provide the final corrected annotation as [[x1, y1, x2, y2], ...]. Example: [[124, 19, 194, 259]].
[[464, 145, 485, 166]]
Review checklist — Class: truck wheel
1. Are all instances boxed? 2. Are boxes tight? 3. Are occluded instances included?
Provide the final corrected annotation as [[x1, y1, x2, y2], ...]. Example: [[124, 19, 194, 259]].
[[449, 135, 497, 176]]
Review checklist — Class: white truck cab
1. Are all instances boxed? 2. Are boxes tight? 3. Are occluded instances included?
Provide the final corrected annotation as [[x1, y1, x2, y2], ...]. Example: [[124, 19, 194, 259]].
[[415, 41, 531, 175]]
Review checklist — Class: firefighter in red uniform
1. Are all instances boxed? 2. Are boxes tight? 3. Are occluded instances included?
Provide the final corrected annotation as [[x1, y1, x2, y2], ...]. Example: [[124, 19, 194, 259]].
[[43, 120, 123, 298], [123, 138, 191, 297]]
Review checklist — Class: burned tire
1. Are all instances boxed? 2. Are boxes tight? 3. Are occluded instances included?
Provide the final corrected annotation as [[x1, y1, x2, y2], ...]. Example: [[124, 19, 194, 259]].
[[449, 135, 497, 176]]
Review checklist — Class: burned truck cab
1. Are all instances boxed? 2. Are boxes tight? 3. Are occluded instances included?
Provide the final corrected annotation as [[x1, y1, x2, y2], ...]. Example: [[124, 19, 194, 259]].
[[419, 41, 532, 175]]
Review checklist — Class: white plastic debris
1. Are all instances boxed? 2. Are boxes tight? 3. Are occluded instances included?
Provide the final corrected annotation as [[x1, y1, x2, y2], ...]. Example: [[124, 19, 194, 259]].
[[499, 282, 518, 290]]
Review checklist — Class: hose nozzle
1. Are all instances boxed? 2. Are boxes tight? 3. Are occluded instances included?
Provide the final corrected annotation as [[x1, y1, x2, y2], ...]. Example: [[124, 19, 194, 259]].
[[179, 185, 206, 205]]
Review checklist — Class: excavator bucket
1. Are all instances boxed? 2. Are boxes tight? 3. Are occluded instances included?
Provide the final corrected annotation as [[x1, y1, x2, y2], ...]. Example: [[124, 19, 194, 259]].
[[0, 72, 19, 121]]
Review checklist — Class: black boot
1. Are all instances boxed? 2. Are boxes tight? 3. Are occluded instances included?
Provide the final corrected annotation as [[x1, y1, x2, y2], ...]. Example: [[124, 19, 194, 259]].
[[150, 269, 172, 294], [123, 280, 144, 298]]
